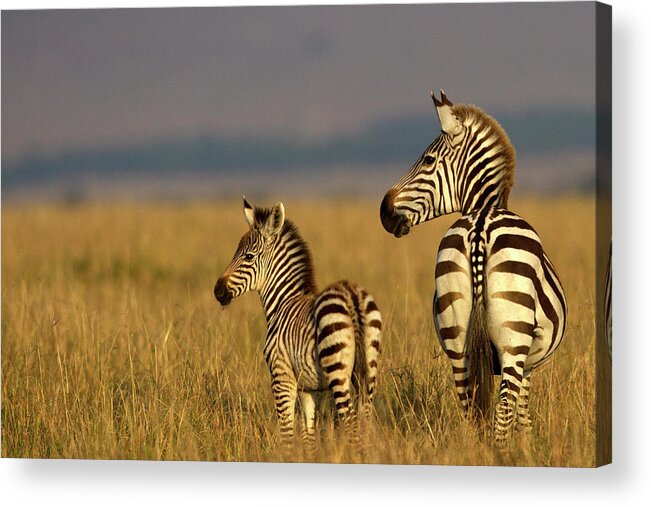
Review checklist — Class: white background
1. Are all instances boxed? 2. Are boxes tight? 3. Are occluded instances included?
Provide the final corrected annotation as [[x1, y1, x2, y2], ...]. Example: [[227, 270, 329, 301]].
[[1, 0, 649, 504]]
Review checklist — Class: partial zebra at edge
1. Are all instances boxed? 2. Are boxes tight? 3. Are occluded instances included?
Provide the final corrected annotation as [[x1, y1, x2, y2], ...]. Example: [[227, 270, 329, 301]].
[[605, 240, 612, 357]]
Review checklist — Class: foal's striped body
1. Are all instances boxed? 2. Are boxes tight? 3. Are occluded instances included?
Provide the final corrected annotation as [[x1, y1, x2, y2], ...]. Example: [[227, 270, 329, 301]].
[[214, 199, 381, 449]]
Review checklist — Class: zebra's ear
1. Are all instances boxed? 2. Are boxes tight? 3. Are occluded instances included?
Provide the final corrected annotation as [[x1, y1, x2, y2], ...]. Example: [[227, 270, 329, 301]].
[[243, 195, 255, 228], [432, 89, 463, 137], [262, 202, 285, 238]]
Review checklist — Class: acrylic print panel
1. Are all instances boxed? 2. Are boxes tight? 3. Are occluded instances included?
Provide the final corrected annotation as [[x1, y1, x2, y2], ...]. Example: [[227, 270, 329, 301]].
[[1, 2, 611, 466]]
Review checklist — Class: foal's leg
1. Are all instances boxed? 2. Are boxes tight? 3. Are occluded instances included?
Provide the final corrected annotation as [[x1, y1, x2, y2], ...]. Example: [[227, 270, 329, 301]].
[[316, 290, 358, 445], [271, 373, 298, 448], [299, 391, 317, 459]]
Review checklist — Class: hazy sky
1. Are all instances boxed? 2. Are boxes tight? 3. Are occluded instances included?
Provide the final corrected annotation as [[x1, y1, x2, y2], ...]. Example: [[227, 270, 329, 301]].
[[2, 3, 595, 161]]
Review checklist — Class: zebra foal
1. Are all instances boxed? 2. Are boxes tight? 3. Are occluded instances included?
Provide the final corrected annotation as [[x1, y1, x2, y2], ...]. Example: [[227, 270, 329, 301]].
[[380, 91, 567, 445], [214, 198, 382, 451]]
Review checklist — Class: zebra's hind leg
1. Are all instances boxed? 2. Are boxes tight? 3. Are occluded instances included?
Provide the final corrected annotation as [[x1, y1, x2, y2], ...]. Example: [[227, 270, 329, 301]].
[[360, 291, 382, 421], [448, 355, 472, 415], [515, 371, 533, 434], [433, 287, 474, 418], [329, 370, 359, 447], [493, 344, 530, 447], [299, 391, 317, 460], [326, 355, 359, 447], [315, 290, 358, 446]]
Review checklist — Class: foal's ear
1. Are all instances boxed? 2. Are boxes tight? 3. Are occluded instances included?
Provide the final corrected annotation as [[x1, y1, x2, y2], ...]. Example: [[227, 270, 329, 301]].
[[243, 195, 255, 228], [262, 202, 285, 238]]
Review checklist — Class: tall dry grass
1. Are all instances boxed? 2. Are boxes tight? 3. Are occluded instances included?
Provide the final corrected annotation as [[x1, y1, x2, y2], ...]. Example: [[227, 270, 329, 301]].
[[1, 196, 597, 465]]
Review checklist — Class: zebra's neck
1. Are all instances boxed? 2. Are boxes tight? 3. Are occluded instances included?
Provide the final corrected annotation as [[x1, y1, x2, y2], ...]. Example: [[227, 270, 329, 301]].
[[458, 167, 509, 214], [452, 105, 514, 214], [259, 230, 317, 323]]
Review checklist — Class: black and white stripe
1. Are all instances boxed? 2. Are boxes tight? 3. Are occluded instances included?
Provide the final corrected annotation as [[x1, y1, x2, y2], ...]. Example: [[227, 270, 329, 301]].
[[214, 198, 382, 451], [380, 91, 567, 444]]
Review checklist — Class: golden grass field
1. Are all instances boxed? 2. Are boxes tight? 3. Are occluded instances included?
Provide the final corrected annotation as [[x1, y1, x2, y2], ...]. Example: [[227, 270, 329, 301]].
[[2, 195, 599, 466]]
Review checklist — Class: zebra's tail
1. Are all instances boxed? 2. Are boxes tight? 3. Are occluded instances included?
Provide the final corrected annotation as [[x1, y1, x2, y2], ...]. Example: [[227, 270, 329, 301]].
[[465, 238, 493, 420]]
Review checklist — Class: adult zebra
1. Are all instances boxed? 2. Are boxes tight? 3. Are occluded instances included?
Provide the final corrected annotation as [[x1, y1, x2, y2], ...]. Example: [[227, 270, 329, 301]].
[[214, 198, 382, 451], [380, 91, 567, 444]]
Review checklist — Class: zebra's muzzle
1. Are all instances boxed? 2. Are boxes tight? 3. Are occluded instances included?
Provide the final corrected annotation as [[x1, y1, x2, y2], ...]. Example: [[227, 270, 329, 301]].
[[380, 190, 412, 238], [214, 277, 233, 306], [393, 220, 412, 238]]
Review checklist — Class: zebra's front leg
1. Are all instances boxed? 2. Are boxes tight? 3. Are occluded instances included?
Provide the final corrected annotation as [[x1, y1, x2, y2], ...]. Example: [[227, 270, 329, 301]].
[[271, 374, 298, 448], [515, 371, 533, 434], [299, 391, 317, 460], [493, 343, 530, 447]]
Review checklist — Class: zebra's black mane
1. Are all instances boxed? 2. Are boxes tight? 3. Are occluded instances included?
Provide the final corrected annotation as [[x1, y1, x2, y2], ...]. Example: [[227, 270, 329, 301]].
[[452, 104, 516, 207], [253, 207, 317, 295]]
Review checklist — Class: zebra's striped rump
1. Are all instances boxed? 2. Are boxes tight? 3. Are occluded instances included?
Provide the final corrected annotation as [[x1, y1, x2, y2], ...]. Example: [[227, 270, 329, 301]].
[[434, 207, 567, 441], [315, 281, 382, 421]]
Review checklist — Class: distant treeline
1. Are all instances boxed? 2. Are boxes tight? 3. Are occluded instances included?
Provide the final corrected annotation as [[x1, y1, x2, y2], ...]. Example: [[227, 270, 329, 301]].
[[3, 108, 595, 192]]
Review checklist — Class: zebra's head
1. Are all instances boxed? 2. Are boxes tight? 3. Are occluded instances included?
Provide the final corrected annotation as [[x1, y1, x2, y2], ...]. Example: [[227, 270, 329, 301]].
[[214, 197, 286, 306], [380, 90, 514, 237]]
